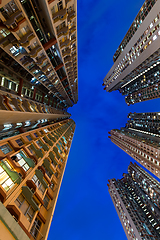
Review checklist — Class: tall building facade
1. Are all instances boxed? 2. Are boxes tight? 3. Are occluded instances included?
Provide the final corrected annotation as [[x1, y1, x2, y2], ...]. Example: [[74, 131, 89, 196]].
[[103, 0, 160, 105], [108, 162, 160, 240], [0, 0, 78, 109], [0, 118, 75, 240], [0, 0, 77, 239], [109, 111, 160, 178]]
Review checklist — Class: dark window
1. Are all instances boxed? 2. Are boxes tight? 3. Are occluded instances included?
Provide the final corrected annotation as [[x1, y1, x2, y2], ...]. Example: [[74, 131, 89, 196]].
[[34, 133, 38, 138], [43, 195, 50, 209], [26, 135, 32, 141], [0, 144, 12, 154], [30, 218, 42, 239], [15, 139, 24, 147]]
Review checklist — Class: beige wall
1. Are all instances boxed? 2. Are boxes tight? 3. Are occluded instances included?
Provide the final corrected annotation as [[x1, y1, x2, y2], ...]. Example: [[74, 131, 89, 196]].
[[0, 220, 15, 240], [0, 202, 30, 240]]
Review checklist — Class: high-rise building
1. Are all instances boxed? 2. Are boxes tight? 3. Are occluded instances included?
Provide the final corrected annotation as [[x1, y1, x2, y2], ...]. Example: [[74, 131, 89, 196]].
[[0, 0, 78, 109], [0, 0, 77, 239], [0, 118, 75, 240], [108, 162, 160, 240], [109, 111, 160, 178], [103, 0, 160, 105]]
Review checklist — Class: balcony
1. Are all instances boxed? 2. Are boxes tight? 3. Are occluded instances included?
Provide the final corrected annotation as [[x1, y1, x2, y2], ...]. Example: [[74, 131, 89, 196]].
[[43, 159, 54, 176], [43, 136, 53, 146], [52, 8, 67, 22], [21, 57, 34, 67], [38, 139, 49, 151], [38, 205, 47, 224], [70, 26, 76, 34], [68, 10, 76, 21], [20, 31, 35, 46], [65, 62, 73, 68], [53, 147, 61, 160], [0, 37, 9, 46], [19, 150, 35, 168], [41, 63, 50, 72], [4, 10, 23, 27], [62, 49, 71, 57], [72, 57, 77, 64], [64, 56, 71, 63], [72, 52, 76, 58], [57, 26, 68, 38], [48, 133, 56, 142], [0, 94, 10, 110], [7, 155, 26, 179], [35, 169, 48, 189], [49, 151, 58, 167], [30, 144, 44, 158], [60, 39, 70, 49], [29, 45, 42, 58], [9, 18, 26, 33], [22, 186, 39, 211], [26, 180, 44, 205], [36, 55, 47, 66], [52, 174, 58, 184], [0, 160, 22, 185], [47, 187, 54, 200]]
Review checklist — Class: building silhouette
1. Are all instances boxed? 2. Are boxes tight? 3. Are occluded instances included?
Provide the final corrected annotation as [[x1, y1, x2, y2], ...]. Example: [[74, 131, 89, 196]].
[[109, 111, 160, 179], [103, 0, 160, 105], [108, 162, 160, 240]]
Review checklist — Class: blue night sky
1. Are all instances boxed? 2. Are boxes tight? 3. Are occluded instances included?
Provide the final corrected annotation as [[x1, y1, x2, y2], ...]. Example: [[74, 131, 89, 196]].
[[48, 0, 160, 239]]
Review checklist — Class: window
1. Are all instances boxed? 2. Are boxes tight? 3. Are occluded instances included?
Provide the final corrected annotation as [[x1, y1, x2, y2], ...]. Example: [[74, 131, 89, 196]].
[[11, 152, 30, 172], [34, 133, 38, 138], [36, 140, 42, 149], [32, 175, 45, 194], [54, 172, 58, 178], [30, 218, 42, 239], [15, 194, 35, 222], [15, 139, 24, 147], [42, 164, 52, 178], [43, 195, 50, 209], [43, 137, 48, 144], [26, 135, 33, 142], [0, 29, 10, 37], [0, 144, 12, 154], [28, 146, 34, 154], [44, 129, 49, 133], [50, 182, 55, 190], [0, 166, 14, 191]]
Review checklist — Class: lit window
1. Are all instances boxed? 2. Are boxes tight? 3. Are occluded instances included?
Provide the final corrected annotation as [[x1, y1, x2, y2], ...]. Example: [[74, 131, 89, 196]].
[[32, 175, 45, 194], [150, 23, 153, 28], [153, 35, 157, 41], [0, 166, 14, 191], [11, 153, 30, 172]]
